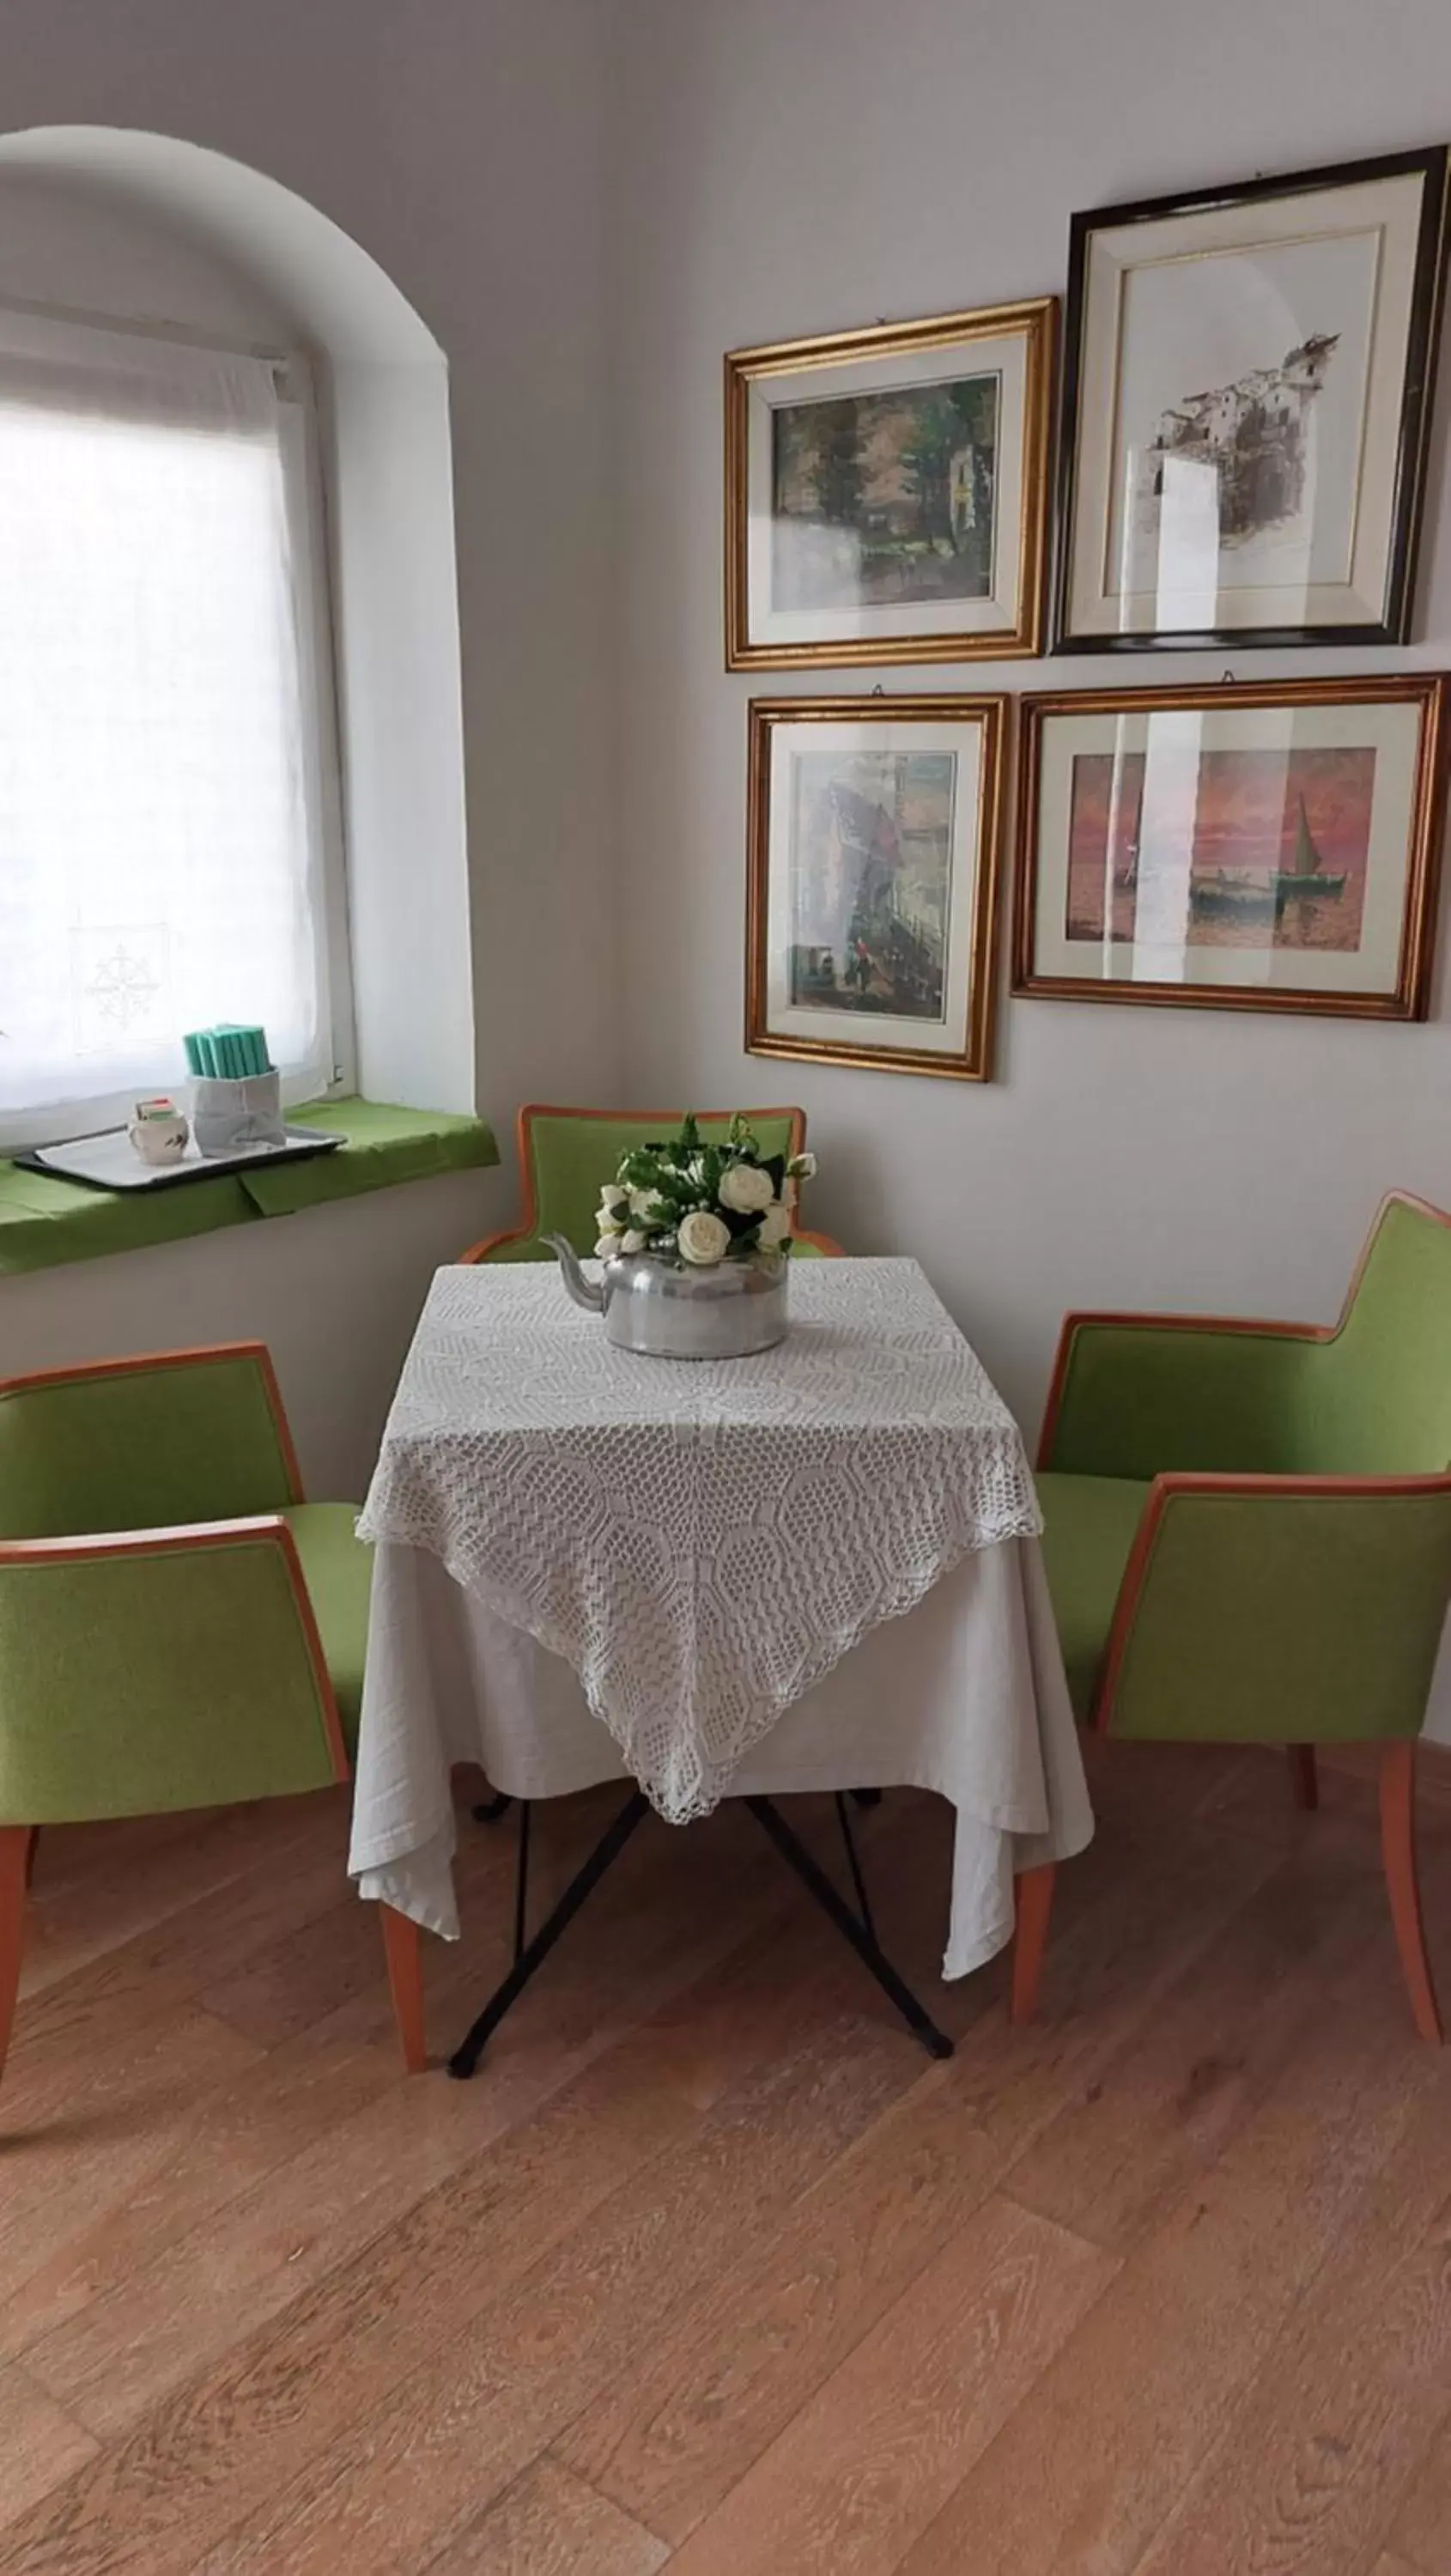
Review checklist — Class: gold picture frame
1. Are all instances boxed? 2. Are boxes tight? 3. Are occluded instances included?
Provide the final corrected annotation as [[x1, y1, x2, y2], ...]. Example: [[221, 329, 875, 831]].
[[1012, 673, 1448, 1020], [746, 695, 1008, 1081], [726, 300, 1055, 669]]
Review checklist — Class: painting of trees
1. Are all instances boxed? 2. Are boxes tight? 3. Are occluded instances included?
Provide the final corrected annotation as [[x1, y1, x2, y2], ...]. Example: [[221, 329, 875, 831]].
[[770, 371, 999, 608]]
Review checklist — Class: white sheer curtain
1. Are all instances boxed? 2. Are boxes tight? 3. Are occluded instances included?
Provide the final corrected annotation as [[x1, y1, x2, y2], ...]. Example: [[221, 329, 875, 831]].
[[0, 307, 335, 1143]]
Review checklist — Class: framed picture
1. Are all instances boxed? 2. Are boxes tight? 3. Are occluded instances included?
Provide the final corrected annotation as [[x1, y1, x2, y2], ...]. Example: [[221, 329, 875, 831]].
[[726, 301, 1055, 668], [746, 696, 1007, 1080], [1057, 146, 1450, 649], [1013, 674, 1447, 1020]]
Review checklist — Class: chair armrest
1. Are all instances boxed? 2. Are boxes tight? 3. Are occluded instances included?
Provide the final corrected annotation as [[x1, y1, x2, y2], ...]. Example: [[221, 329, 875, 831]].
[[1097, 1471, 1451, 1746], [457, 1225, 537, 1263], [1039, 1311, 1326, 1477], [0, 1517, 349, 1824]]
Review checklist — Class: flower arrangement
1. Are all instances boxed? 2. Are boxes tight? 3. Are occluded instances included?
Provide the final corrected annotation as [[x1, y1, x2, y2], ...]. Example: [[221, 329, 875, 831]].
[[594, 1112, 816, 1267]]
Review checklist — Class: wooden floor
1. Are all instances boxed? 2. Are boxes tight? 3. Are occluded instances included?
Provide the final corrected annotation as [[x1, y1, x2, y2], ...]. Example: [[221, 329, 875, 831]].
[[3, 1742, 1451, 2575]]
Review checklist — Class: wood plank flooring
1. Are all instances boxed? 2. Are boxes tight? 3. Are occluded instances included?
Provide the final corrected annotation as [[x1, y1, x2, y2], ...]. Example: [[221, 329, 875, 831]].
[[2, 1740, 1449, 2573]]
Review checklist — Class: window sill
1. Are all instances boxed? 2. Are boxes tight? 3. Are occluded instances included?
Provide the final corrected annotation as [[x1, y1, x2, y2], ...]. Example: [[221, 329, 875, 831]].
[[0, 1097, 499, 1277]]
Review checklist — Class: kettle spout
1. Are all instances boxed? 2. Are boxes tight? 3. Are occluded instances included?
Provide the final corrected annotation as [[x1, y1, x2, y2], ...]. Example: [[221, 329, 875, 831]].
[[543, 1232, 605, 1313]]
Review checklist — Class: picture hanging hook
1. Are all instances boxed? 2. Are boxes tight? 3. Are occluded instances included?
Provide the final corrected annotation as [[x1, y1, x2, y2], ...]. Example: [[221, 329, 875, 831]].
[[1221, 667, 1236, 683], [871, 682, 885, 696]]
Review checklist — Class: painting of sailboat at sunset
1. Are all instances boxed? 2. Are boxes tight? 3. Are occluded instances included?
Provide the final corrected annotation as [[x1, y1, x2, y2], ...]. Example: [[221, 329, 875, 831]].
[[1014, 676, 1448, 1021], [1066, 745, 1375, 951]]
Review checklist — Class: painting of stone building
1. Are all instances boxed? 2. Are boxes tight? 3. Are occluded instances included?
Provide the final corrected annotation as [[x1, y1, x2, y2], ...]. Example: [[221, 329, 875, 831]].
[[771, 374, 998, 612], [1140, 333, 1339, 546]]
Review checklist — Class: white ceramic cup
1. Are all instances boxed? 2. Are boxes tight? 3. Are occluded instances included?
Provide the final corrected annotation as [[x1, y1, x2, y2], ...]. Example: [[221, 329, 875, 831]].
[[128, 1101, 191, 1165]]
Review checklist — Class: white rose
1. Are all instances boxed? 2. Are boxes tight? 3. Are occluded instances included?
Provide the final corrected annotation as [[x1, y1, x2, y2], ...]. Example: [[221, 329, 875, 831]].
[[598, 1183, 629, 1214], [594, 1233, 621, 1260], [677, 1208, 731, 1266], [629, 1187, 665, 1222], [619, 1228, 647, 1254], [718, 1162, 775, 1215], [757, 1199, 791, 1249], [787, 1151, 817, 1181]]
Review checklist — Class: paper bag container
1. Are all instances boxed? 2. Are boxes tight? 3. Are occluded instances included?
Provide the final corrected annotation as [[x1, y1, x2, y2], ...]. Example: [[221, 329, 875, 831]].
[[191, 1069, 286, 1157]]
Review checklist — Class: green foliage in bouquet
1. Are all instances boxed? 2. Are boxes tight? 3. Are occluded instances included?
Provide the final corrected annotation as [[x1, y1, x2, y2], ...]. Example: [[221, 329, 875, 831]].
[[594, 1112, 817, 1268]]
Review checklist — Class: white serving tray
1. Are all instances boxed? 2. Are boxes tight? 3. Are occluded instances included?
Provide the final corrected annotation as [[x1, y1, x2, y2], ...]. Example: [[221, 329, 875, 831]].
[[17, 1125, 344, 1194]]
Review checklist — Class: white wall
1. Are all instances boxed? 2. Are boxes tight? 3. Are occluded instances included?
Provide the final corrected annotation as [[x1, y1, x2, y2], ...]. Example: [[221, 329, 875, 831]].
[[0, 169, 283, 335], [0, 1176, 489, 1499], [608, 0, 1451, 1441], [0, 0, 617, 1479], [329, 352, 476, 1115]]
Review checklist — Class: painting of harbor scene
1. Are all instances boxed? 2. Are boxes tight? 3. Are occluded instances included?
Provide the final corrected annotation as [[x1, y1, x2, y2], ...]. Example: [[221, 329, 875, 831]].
[[1065, 744, 1375, 951], [787, 749, 955, 1019], [771, 375, 998, 614]]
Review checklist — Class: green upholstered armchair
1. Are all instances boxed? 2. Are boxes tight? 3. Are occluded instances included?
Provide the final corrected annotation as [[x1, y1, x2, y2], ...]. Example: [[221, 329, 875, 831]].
[[0, 1344, 427, 2089], [458, 1104, 842, 1261], [1034, 1191, 1451, 2043]]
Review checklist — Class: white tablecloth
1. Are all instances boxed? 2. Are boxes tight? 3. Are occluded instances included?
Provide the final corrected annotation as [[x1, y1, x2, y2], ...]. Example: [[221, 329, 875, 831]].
[[355, 1258, 1045, 1820], [349, 1260, 1093, 1978]]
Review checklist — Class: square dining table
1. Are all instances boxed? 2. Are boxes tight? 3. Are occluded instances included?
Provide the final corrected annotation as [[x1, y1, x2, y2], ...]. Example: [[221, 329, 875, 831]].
[[349, 1256, 1093, 2069]]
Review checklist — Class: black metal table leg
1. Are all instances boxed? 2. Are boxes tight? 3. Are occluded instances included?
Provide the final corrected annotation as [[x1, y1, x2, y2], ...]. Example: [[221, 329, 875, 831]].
[[834, 1790, 877, 1944], [448, 1783, 945, 2079], [744, 1795, 953, 2060], [447, 1790, 649, 2079], [513, 1801, 531, 1962], [471, 1789, 513, 1824]]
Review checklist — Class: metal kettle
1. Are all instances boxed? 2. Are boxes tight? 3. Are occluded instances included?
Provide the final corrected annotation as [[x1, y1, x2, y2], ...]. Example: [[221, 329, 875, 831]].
[[544, 1234, 788, 1359]]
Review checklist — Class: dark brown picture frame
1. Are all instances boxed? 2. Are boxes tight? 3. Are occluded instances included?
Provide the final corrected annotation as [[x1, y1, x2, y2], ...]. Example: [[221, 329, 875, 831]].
[[1013, 673, 1448, 1021], [1056, 144, 1451, 653]]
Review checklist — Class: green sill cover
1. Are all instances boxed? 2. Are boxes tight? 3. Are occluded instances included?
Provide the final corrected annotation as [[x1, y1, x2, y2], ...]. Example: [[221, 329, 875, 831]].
[[0, 1097, 498, 1278]]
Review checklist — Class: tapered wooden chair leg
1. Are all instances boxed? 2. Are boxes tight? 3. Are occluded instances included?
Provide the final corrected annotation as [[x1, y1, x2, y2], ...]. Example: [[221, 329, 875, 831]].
[[1380, 1741, 1442, 2045], [1011, 1862, 1055, 2025], [380, 1902, 428, 2073], [1287, 1745, 1319, 1811], [0, 1827, 33, 2088]]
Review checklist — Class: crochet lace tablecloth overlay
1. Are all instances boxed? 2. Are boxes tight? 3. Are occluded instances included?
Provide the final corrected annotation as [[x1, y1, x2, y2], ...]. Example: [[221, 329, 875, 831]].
[[358, 1258, 1042, 1822]]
